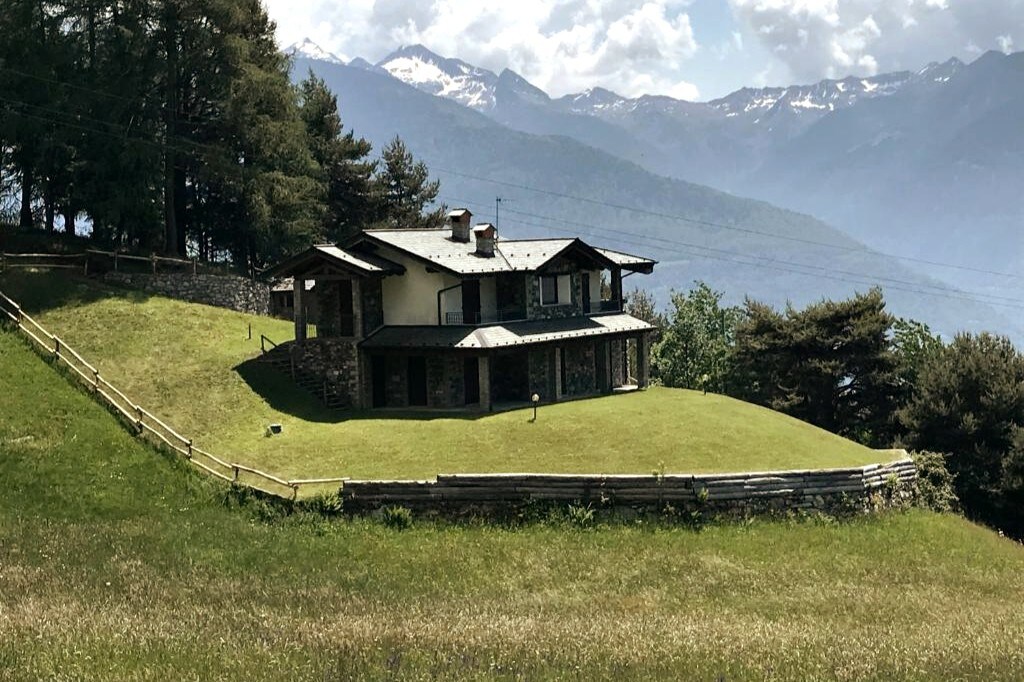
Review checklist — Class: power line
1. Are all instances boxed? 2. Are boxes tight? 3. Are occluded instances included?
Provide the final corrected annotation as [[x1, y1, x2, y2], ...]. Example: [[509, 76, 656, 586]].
[[0, 65, 139, 104], [431, 165, 1023, 281], [437, 193, 1024, 312]]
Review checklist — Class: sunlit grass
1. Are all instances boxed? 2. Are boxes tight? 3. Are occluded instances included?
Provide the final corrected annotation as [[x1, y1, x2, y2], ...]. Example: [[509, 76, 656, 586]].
[[0, 271, 881, 481], [2, 329, 1024, 680]]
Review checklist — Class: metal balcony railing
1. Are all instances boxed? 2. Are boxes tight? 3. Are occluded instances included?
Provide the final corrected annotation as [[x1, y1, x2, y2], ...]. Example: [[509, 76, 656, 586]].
[[444, 307, 528, 325], [589, 299, 622, 314]]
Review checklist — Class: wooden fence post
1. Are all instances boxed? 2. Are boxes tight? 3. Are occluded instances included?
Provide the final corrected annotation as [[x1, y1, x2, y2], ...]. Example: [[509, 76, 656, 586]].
[[53, 336, 60, 359], [233, 465, 239, 483], [187, 439, 193, 459], [151, 254, 157, 274], [192, 259, 197, 275], [135, 406, 144, 433], [92, 369, 100, 393], [113, 252, 119, 272]]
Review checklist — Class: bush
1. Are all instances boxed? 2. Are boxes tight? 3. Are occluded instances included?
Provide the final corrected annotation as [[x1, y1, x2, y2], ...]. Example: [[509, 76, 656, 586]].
[[566, 503, 595, 528], [911, 451, 959, 513], [301, 492, 343, 517], [381, 505, 413, 530]]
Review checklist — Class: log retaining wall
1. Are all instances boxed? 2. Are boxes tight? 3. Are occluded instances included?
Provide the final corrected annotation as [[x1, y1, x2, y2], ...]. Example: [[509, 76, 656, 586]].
[[341, 456, 917, 516]]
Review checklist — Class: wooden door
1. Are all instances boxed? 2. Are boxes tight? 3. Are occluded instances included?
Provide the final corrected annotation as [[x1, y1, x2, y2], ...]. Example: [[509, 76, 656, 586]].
[[462, 279, 481, 324], [371, 356, 387, 408], [407, 356, 428, 406], [464, 357, 480, 405]]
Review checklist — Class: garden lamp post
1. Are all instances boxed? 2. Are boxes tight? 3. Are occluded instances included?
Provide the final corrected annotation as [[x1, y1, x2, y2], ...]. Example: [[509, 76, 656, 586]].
[[531, 393, 540, 422]]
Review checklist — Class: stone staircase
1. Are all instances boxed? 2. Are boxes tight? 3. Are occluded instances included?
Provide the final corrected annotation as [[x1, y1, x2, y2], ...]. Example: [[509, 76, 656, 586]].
[[257, 342, 348, 409]]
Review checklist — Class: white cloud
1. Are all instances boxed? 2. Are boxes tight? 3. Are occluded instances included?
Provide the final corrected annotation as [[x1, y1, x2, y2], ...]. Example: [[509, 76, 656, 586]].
[[729, 0, 1024, 82], [264, 0, 700, 99]]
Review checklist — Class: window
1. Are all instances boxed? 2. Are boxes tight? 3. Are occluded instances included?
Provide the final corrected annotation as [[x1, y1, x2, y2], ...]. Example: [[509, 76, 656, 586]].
[[540, 275, 559, 305]]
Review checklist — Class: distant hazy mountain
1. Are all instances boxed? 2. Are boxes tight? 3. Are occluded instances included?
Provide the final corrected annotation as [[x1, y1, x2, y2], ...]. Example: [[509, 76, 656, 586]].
[[744, 51, 1024, 300], [347, 42, 1020, 325], [289, 48, 1022, 341]]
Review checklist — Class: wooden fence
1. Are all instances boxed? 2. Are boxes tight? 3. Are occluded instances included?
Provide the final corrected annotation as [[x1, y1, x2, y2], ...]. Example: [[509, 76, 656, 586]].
[[1, 250, 224, 276], [0, 289, 346, 499], [341, 458, 918, 513]]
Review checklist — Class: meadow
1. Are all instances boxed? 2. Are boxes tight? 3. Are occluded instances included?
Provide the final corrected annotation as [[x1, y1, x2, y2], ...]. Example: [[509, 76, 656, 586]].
[[0, 271, 882, 482], [2, 329, 1024, 680]]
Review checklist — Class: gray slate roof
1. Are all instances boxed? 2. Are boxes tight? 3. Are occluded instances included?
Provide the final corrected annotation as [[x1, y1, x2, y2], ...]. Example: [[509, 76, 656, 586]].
[[312, 245, 397, 274], [362, 229, 656, 275], [361, 313, 654, 350]]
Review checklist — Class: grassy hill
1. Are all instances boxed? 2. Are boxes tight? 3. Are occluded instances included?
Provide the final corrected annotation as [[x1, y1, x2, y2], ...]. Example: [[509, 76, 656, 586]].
[[3, 325, 1024, 680], [0, 271, 884, 485]]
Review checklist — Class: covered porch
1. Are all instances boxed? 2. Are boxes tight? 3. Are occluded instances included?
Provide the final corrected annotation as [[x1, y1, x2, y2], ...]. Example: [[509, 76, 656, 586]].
[[360, 314, 653, 412]]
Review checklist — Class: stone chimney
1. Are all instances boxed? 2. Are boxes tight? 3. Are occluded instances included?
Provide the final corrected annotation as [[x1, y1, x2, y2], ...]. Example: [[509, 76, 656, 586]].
[[447, 208, 473, 242], [473, 223, 497, 257]]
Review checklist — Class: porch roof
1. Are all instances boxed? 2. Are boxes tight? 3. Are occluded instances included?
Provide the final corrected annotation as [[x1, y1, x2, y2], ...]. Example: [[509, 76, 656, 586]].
[[264, 244, 405, 278], [360, 313, 654, 350]]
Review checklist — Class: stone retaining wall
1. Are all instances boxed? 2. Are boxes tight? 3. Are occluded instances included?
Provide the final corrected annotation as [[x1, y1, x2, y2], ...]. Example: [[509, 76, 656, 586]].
[[341, 456, 917, 517], [104, 272, 270, 315]]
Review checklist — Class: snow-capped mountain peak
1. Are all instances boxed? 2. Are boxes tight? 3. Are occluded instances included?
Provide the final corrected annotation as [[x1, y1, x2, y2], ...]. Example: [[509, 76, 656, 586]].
[[375, 45, 498, 111], [285, 38, 345, 65]]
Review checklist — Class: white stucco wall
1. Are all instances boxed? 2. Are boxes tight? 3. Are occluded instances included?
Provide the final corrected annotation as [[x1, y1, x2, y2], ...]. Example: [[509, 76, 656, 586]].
[[379, 248, 460, 325]]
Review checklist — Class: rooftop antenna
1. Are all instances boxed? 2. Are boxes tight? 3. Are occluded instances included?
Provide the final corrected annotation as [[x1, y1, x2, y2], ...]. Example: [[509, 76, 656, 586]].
[[495, 196, 503, 229]]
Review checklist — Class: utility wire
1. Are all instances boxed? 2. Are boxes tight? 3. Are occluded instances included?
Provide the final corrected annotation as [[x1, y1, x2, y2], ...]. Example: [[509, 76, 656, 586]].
[[431, 165, 1023, 281], [437, 193, 1024, 312]]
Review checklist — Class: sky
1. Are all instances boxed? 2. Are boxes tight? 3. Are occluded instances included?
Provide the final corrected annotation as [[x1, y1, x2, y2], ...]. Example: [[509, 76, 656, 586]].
[[264, 0, 1024, 101]]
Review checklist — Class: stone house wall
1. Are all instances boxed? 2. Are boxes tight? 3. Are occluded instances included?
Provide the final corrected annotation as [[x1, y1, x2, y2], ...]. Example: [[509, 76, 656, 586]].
[[288, 338, 362, 408]]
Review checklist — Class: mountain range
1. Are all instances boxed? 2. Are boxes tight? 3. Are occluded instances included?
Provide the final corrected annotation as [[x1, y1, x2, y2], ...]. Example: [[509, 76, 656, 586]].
[[284, 40, 1024, 341]]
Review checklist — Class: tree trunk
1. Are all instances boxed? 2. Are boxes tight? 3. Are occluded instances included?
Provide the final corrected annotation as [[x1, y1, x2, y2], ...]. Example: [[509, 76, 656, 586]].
[[62, 206, 76, 235], [44, 181, 55, 232], [163, 3, 180, 255], [19, 166, 34, 230]]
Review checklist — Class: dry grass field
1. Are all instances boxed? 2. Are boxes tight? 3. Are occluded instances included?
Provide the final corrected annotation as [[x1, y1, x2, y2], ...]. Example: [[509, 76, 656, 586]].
[[3, 328, 1024, 680]]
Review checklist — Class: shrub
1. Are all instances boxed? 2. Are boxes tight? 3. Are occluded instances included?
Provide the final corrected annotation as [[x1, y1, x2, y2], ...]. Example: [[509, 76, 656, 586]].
[[381, 505, 413, 530], [566, 503, 595, 528], [302, 492, 343, 517], [911, 451, 959, 513]]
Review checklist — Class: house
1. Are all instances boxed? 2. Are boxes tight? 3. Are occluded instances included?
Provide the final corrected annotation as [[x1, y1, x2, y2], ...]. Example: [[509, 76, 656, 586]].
[[264, 209, 656, 411]]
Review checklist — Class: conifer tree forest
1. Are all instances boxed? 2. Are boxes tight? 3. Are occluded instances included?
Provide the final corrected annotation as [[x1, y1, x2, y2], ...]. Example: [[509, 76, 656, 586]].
[[0, 1, 444, 273]]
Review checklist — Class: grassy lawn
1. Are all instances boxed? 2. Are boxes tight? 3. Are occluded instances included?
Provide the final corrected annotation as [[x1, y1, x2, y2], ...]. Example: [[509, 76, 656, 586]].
[[0, 271, 883, 482], [2, 328, 1024, 680]]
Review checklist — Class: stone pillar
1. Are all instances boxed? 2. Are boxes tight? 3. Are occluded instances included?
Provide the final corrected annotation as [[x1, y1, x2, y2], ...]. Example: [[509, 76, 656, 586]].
[[293, 277, 306, 343], [351, 277, 363, 339], [479, 354, 492, 412], [636, 333, 649, 389]]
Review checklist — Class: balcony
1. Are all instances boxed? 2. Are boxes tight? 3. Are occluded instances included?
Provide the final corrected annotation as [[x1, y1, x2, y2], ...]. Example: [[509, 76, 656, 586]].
[[588, 299, 622, 314], [444, 307, 528, 326]]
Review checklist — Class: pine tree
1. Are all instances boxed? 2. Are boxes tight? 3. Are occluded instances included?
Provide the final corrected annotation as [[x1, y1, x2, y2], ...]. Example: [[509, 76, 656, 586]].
[[371, 137, 445, 229], [900, 333, 1024, 533], [731, 288, 901, 446], [298, 73, 376, 242]]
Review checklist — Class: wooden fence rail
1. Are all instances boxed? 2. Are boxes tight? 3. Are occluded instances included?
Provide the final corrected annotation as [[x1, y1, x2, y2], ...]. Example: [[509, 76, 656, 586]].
[[340, 458, 918, 513], [0, 288, 330, 500]]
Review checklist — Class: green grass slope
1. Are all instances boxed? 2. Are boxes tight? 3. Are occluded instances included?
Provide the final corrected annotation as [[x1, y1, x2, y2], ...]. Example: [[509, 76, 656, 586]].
[[2, 329, 1024, 680], [0, 271, 883, 483]]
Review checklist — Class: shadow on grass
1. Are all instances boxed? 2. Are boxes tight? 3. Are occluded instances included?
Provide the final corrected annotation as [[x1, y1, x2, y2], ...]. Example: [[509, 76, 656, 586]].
[[234, 357, 498, 424], [0, 269, 152, 314]]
